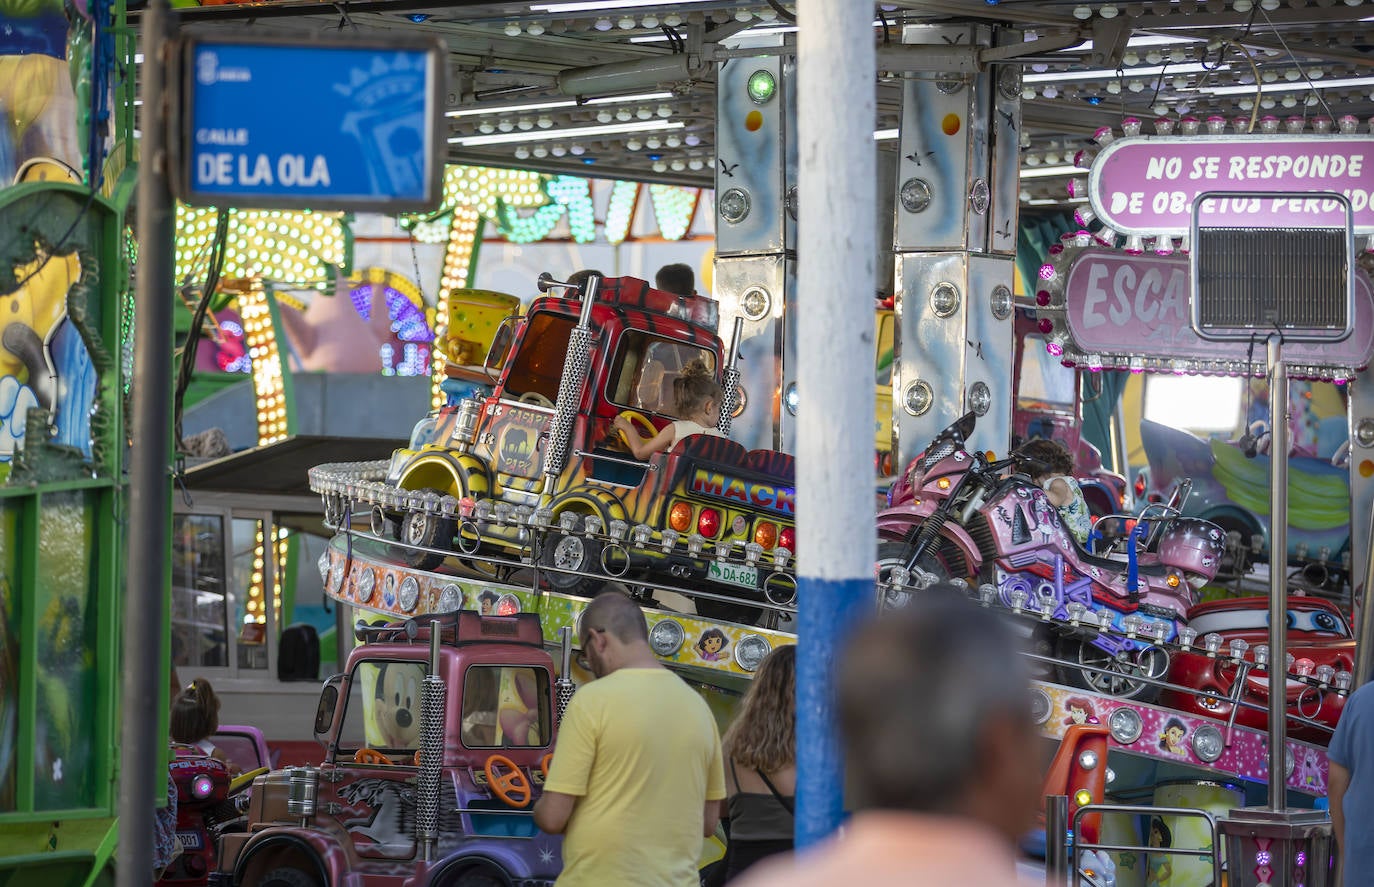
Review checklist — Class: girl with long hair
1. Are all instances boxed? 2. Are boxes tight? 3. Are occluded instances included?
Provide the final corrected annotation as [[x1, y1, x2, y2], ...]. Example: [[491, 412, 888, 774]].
[[718, 644, 796, 881]]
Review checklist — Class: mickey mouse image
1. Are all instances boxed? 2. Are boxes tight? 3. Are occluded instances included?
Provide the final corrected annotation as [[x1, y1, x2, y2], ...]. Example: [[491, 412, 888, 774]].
[[372, 662, 424, 749]]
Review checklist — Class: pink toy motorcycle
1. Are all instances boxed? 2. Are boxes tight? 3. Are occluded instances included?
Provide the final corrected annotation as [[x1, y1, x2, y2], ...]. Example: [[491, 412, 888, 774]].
[[877, 412, 1225, 701]]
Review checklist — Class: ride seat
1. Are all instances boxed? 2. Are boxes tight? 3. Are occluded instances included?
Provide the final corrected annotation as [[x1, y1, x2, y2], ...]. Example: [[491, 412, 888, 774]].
[[1070, 532, 1171, 576], [673, 434, 750, 468], [745, 450, 795, 484]]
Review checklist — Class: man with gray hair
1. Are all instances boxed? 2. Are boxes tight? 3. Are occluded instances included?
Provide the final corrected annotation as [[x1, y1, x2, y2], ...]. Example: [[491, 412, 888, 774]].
[[737, 587, 1040, 886]]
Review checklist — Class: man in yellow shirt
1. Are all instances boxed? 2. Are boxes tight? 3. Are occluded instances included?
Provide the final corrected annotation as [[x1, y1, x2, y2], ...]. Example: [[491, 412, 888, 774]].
[[533, 590, 725, 886]]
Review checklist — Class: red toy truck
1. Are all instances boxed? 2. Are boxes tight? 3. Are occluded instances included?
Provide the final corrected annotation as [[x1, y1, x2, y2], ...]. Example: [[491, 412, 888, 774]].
[[314, 274, 797, 625]]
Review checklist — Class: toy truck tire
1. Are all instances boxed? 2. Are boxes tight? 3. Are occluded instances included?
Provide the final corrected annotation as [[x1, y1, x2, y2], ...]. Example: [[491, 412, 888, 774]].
[[399, 494, 456, 571], [258, 866, 319, 887], [433, 868, 505, 887], [540, 527, 602, 591]]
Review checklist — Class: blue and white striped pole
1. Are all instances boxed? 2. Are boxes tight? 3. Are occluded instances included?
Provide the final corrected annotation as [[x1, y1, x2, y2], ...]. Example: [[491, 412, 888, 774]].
[[794, 0, 877, 849]]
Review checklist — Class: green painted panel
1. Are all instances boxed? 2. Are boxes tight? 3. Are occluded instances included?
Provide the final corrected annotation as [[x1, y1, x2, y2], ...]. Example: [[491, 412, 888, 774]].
[[33, 491, 98, 810], [0, 501, 16, 811]]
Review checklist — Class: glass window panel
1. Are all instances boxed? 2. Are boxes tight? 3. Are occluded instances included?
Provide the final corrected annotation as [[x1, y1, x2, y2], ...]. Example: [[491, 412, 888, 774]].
[[460, 665, 550, 748], [232, 518, 268, 670], [1017, 335, 1077, 410], [33, 490, 98, 810], [607, 331, 715, 416], [339, 660, 427, 756], [171, 514, 228, 669]]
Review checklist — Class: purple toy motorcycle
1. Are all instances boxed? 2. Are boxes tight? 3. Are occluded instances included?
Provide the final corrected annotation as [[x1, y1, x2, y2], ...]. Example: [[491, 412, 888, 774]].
[[877, 412, 1225, 701]]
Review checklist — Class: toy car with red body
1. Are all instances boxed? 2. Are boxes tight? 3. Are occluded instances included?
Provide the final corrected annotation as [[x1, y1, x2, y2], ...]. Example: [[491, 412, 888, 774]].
[[312, 274, 797, 625], [1159, 595, 1355, 743]]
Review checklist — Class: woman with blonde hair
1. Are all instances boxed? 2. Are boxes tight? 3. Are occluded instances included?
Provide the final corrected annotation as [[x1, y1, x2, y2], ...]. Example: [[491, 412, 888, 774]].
[[719, 644, 796, 881]]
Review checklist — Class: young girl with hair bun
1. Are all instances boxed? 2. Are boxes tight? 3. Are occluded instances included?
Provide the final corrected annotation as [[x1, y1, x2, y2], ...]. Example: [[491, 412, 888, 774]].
[[170, 677, 229, 766], [613, 358, 725, 460]]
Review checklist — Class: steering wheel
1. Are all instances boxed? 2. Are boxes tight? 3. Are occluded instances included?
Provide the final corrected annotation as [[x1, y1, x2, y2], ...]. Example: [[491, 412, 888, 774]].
[[540, 752, 554, 779], [354, 747, 395, 766], [615, 409, 657, 446], [484, 753, 532, 808], [519, 391, 554, 408]]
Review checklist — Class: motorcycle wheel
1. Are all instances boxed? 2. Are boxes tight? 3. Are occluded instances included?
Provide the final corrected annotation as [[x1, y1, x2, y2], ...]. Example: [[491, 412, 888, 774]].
[[1056, 635, 1168, 703], [259, 866, 321, 887], [875, 539, 971, 612]]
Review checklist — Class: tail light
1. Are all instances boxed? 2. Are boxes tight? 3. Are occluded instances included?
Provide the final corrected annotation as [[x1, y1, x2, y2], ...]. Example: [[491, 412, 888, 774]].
[[1134, 475, 1146, 498], [755, 521, 778, 550], [698, 508, 721, 538], [778, 526, 795, 553], [669, 502, 693, 533]]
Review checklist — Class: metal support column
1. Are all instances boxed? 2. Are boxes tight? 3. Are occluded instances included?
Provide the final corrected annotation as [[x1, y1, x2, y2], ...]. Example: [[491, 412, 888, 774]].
[[1266, 335, 1289, 811], [890, 25, 1019, 466], [119, 2, 175, 884], [794, 0, 876, 848]]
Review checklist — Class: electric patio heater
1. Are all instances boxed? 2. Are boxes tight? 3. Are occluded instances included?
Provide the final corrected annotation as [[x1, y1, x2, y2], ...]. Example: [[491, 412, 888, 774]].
[[1190, 190, 1354, 887]]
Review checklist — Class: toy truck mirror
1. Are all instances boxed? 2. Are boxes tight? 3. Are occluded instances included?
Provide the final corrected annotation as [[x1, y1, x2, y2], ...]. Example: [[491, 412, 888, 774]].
[[314, 675, 343, 739]]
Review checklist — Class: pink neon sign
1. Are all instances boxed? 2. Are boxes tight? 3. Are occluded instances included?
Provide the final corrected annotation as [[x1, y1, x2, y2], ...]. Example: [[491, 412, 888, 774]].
[[1087, 135, 1374, 236], [1063, 249, 1374, 368]]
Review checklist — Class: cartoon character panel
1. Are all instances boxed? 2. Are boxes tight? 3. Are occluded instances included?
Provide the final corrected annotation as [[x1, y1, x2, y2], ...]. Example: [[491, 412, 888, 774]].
[[338, 659, 426, 755]]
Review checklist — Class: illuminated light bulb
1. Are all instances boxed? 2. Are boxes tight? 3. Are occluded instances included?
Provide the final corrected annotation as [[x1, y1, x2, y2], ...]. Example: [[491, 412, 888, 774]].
[[1009, 589, 1028, 613], [550, 145, 567, 157], [636, 107, 653, 120], [498, 120, 515, 133], [1315, 664, 1335, 687], [615, 108, 633, 121], [1154, 116, 1175, 135], [527, 22, 544, 35], [504, 22, 521, 36], [1093, 125, 1115, 146], [532, 145, 548, 158], [1335, 670, 1354, 693], [1073, 4, 1092, 17], [594, 17, 613, 30], [1022, 87, 1037, 101], [617, 15, 635, 28]]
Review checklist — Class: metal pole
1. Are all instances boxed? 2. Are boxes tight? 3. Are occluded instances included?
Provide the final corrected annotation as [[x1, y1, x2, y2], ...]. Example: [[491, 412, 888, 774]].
[[1266, 334, 1288, 811], [119, 2, 175, 885], [795, 0, 876, 848], [1356, 508, 1374, 689], [1045, 794, 1070, 886]]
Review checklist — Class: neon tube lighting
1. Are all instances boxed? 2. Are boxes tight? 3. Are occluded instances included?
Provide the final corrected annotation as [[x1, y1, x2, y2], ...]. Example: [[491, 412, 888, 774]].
[[446, 91, 673, 118], [1203, 75, 1374, 96], [1025, 62, 1225, 84], [449, 119, 684, 146], [1019, 165, 1083, 179], [531, 0, 719, 12]]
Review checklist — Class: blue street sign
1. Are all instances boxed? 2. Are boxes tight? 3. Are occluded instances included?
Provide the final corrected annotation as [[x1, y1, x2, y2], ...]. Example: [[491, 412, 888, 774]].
[[177, 36, 445, 211]]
